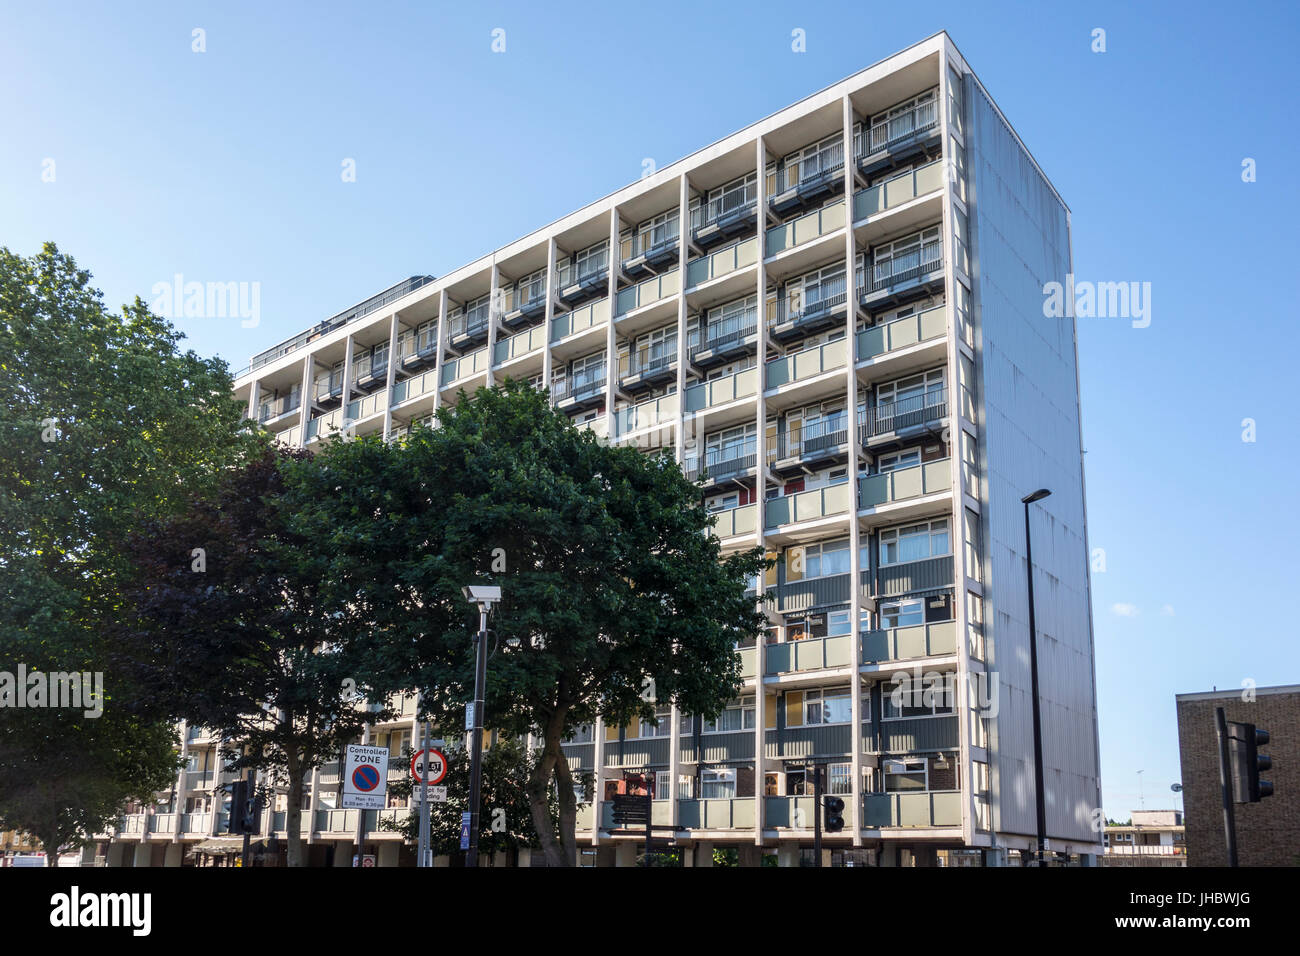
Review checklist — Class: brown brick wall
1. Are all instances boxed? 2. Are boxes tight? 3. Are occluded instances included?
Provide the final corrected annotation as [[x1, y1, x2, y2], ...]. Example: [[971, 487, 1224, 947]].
[[1176, 690, 1300, 867]]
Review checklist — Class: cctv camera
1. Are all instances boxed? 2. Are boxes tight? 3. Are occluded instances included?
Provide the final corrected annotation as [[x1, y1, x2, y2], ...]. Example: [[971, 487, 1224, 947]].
[[462, 584, 502, 607]]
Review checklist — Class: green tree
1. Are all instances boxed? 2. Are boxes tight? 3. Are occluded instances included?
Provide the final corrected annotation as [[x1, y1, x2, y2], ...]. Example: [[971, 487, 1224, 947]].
[[289, 380, 767, 866], [115, 448, 399, 867], [0, 243, 256, 864]]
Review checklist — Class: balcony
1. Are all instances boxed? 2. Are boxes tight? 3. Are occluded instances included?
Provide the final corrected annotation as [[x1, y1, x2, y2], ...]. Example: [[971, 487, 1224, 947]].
[[776, 572, 851, 613], [854, 94, 940, 176], [710, 503, 758, 539], [768, 277, 849, 345], [551, 367, 607, 411], [314, 371, 344, 405], [862, 620, 957, 664], [181, 811, 212, 834], [676, 797, 756, 830], [619, 344, 677, 392], [621, 227, 680, 277], [689, 309, 758, 368], [257, 392, 300, 425], [556, 261, 609, 306], [857, 303, 947, 364], [768, 146, 846, 215], [447, 304, 490, 350], [765, 723, 852, 759], [738, 644, 757, 679], [315, 808, 362, 833], [765, 338, 848, 392], [615, 268, 680, 319], [765, 633, 853, 675], [859, 389, 947, 442], [615, 392, 678, 437], [551, 296, 611, 344], [493, 323, 546, 367], [685, 236, 759, 290], [853, 160, 944, 222], [501, 283, 547, 329], [692, 188, 758, 247], [345, 389, 388, 423], [271, 811, 314, 834], [683, 366, 759, 414], [764, 796, 818, 829], [148, 813, 177, 835], [869, 555, 955, 599], [859, 459, 951, 514], [439, 346, 490, 389], [860, 235, 944, 308], [304, 408, 344, 443], [120, 813, 148, 836], [398, 327, 438, 370], [684, 438, 757, 485], [765, 481, 852, 530], [352, 355, 388, 392], [391, 367, 439, 406], [185, 770, 215, 791], [863, 790, 960, 828], [766, 199, 846, 259]]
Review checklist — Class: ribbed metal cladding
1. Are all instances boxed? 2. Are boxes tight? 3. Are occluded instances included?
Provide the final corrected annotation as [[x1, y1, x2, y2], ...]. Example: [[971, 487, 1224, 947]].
[[605, 737, 670, 767], [777, 572, 852, 612], [880, 715, 960, 752], [677, 730, 757, 764], [764, 724, 852, 759], [876, 555, 955, 597]]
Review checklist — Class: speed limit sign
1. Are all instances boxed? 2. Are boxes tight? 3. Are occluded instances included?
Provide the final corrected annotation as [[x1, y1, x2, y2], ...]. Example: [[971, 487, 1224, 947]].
[[410, 748, 448, 786]]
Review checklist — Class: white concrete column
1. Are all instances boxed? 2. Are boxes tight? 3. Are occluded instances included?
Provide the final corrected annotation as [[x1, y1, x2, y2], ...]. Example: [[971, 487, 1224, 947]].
[[246, 378, 261, 422], [752, 133, 770, 848], [382, 312, 400, 440], [298, 355, 313, 445], [542, 237, 558, 400], [675, 173, 690, 464], [486, 262, 501, 388], [591, 715, 606, 846], [668, 702, 681, 829], [339, 335, 356, 435], [433, 292, 449, 413], [604, 209, 620, 437]]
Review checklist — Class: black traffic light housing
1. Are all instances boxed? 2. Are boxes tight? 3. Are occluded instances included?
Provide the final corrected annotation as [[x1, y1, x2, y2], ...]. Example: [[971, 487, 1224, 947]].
[[227, 780, 262, 834], [1227, 721, 1273, 803], [824, 795, 845, 833]]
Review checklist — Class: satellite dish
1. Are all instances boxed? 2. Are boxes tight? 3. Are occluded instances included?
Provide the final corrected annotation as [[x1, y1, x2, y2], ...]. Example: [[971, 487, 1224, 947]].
[[1170, 783, 1183, 793]]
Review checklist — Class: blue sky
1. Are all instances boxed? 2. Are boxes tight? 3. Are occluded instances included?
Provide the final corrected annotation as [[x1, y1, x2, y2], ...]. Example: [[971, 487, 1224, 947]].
[[3, 1, 1297, 820]]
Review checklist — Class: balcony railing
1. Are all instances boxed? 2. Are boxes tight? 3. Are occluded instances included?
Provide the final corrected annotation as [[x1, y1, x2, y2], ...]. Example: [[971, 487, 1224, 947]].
[[557, 257, 608, 290], [502, 281, 546, 317], [766, 199, 846, 257], [181, 811, 212, 834], [858, 459, 951, 509], [855, 97, 939, 157], [867, 237, 943, 292], [257, 393, 300, 423], [615, 268, 680, 316], [710, 503, 758, 539], [551, 296, 610, 342], [765, 337, 848, 389], [686, 235, 760, 289], [314, 371, 344, 402], [440, 346, 490, 386], [690, 310, 758, 358], [392, 367, 438, 405], [684, 438, 757, 482], [692, 185, 758, 232], [856, 304, 947, 362], [551, 367, 606, 404], [621, 225, 680, 263], [683, 366, 759, 414], [765, 632, 854, 674], [345, 390, 388, 422], [493, 323, 547, 365], [621, 343, 676, 380], [676, 797, 756, 830], [398, 327, 438, 363], [862, 620, 958, 663], [615, 393, 678, 436], [853, 159, 945, 221], [352, 354, 388, 385], [859, 388, 947, 438], [862, 790, 960, 828], [447, 303, 490, 342], [770, 145, 845, 197], [304, 408, 343, 442], [764, 481, 852, 528], [769, 275, 849, 334]]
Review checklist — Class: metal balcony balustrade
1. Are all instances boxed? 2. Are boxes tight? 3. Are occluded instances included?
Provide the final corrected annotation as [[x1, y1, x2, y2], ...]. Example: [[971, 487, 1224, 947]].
[[689, 310, 758, 357], [621, 224, 680, 263], [769, 274, 849, 332], [257, 392, 300, 422], [622, 342, 676, 379], [448, 301, 491, 342], [352, 353, 387, 385], [398, 326, 438, 363], [691, 186, 758, 233], [314, 371, 344, 402], [858, 388, 948, 437], [557, 257, 608, 290], [551, 366, 607, 403], [782, 416, 849, 459], [867, 238, 943, 293], [770, 145, 846, 198], [684, 436, 757, 482], [855, 97, 939, 158]]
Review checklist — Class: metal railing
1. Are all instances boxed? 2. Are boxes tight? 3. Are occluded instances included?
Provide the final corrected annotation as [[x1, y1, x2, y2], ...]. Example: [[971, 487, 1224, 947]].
[[855, 97, 939, 157], [867, 238, 943, 292], [692, 185, 758, 231], [551, 366, 606, 403], [689, 309, 758, 356], [684, 438, 757, 481], [557, 255, 608, 289], [770, 145, 845, 196], [448, 302, 490, 341], [622, 343, 676, 378], [398, 326, 438, 361], [777, 416, 849, 459], [257, 392, 300, 422], [770, 275, 848, 328], [621, 224, 680, 262], [859, 388, 948, 437]]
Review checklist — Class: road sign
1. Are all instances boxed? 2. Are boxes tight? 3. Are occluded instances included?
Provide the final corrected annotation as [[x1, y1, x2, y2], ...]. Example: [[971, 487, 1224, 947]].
[[460, 812, 472, 850], [342, 744, 390, 810], [352, 853, 376, 868], [430, 786, 448, 803], [410, 748, 448, 786]]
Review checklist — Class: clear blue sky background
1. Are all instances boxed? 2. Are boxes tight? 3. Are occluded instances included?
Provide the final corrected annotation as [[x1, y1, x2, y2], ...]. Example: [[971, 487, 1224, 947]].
[[3, 1, 1297, 820]]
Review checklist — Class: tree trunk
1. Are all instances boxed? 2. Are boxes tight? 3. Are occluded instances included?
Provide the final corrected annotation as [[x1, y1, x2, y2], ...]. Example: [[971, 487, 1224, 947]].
[[526, 708, 569, 866], [42, 829, 60, 866], [552, 749, 579, 867], [286, 751, 304, 867]]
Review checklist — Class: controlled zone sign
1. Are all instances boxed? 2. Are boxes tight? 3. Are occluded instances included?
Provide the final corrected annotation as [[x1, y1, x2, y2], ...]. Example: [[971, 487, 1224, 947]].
[[410, 748, 448, 786], [342, 744, 390, 810]]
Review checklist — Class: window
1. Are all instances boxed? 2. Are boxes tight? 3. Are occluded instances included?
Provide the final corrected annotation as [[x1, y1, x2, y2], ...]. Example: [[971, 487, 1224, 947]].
[[804, 687, 851, 725], [704, 294, 758, 343], [638, 709, 671, 738], [879, 519, 950, 566], [872, 225, 942, 285], [794, 538, 851, 579], [827, 609, 851, 636], [706, 172, 758, 215], [701, 768, 736, 799], [706, 698, 755, 733], [880, 598, 925, 629], [828, 763, 852, 795], [877, 449, 921, 473], [876, 368, 945, 410], [574, 241, 608, 280], [883, 673, 956, 719], [565, 724, 594, 744], [884, 758, 928, 792], [707, 491, 740, 513]]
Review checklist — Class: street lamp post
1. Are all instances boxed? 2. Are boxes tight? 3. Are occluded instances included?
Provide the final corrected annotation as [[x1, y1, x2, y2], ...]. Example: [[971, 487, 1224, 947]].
[[462, 585, 501, 869], [1021, 488, 1051, 868]]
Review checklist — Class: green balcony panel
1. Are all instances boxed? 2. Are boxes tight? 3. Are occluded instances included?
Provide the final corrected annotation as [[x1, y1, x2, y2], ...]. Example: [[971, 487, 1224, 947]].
[[863, 790, 961, 827], [766, 199, 846, 256], [616, 268, 680, 316], [858, 458, 952, 509], [766, 338, 847, 389], [712, 503, 758, 538], [551, 297, 611, 342], [684, 367, 759, 412], [853, 160, 944, 220], [765, 482, 852, 528], [764, 796, 816, 828], [738, 645, 757, 679], [686, 236, 760, 287], [494, 324, 546, 364], [856, 304, 947, 361]]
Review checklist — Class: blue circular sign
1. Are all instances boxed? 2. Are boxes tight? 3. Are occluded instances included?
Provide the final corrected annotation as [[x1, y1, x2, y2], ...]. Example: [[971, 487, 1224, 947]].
[[352, 764, 381, 792]]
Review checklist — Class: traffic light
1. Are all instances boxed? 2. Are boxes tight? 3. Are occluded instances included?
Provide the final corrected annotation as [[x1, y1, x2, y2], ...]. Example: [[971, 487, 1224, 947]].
[[227, 780, 261, 834], [1227, 721, 1273, 803], [824, 795, 845, 833]]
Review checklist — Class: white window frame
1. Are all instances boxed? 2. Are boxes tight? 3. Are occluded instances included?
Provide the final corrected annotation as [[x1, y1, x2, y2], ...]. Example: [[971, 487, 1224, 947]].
[[878, 518, 951, 567]]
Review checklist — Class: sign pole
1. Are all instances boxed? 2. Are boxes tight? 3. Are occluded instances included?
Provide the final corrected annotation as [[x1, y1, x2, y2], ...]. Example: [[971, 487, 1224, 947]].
[[466, 609, 489, 867], [1215, 707, 1239, 867], [417, 720, 431, 867]]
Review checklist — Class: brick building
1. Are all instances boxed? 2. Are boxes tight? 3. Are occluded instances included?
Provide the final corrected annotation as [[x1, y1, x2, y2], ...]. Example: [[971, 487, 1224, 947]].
[[1175, 685, 1300, 867]]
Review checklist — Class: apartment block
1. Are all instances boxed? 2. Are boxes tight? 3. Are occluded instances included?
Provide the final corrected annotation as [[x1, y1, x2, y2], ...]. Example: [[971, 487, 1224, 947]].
[[99, 32, 1101, 867]]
